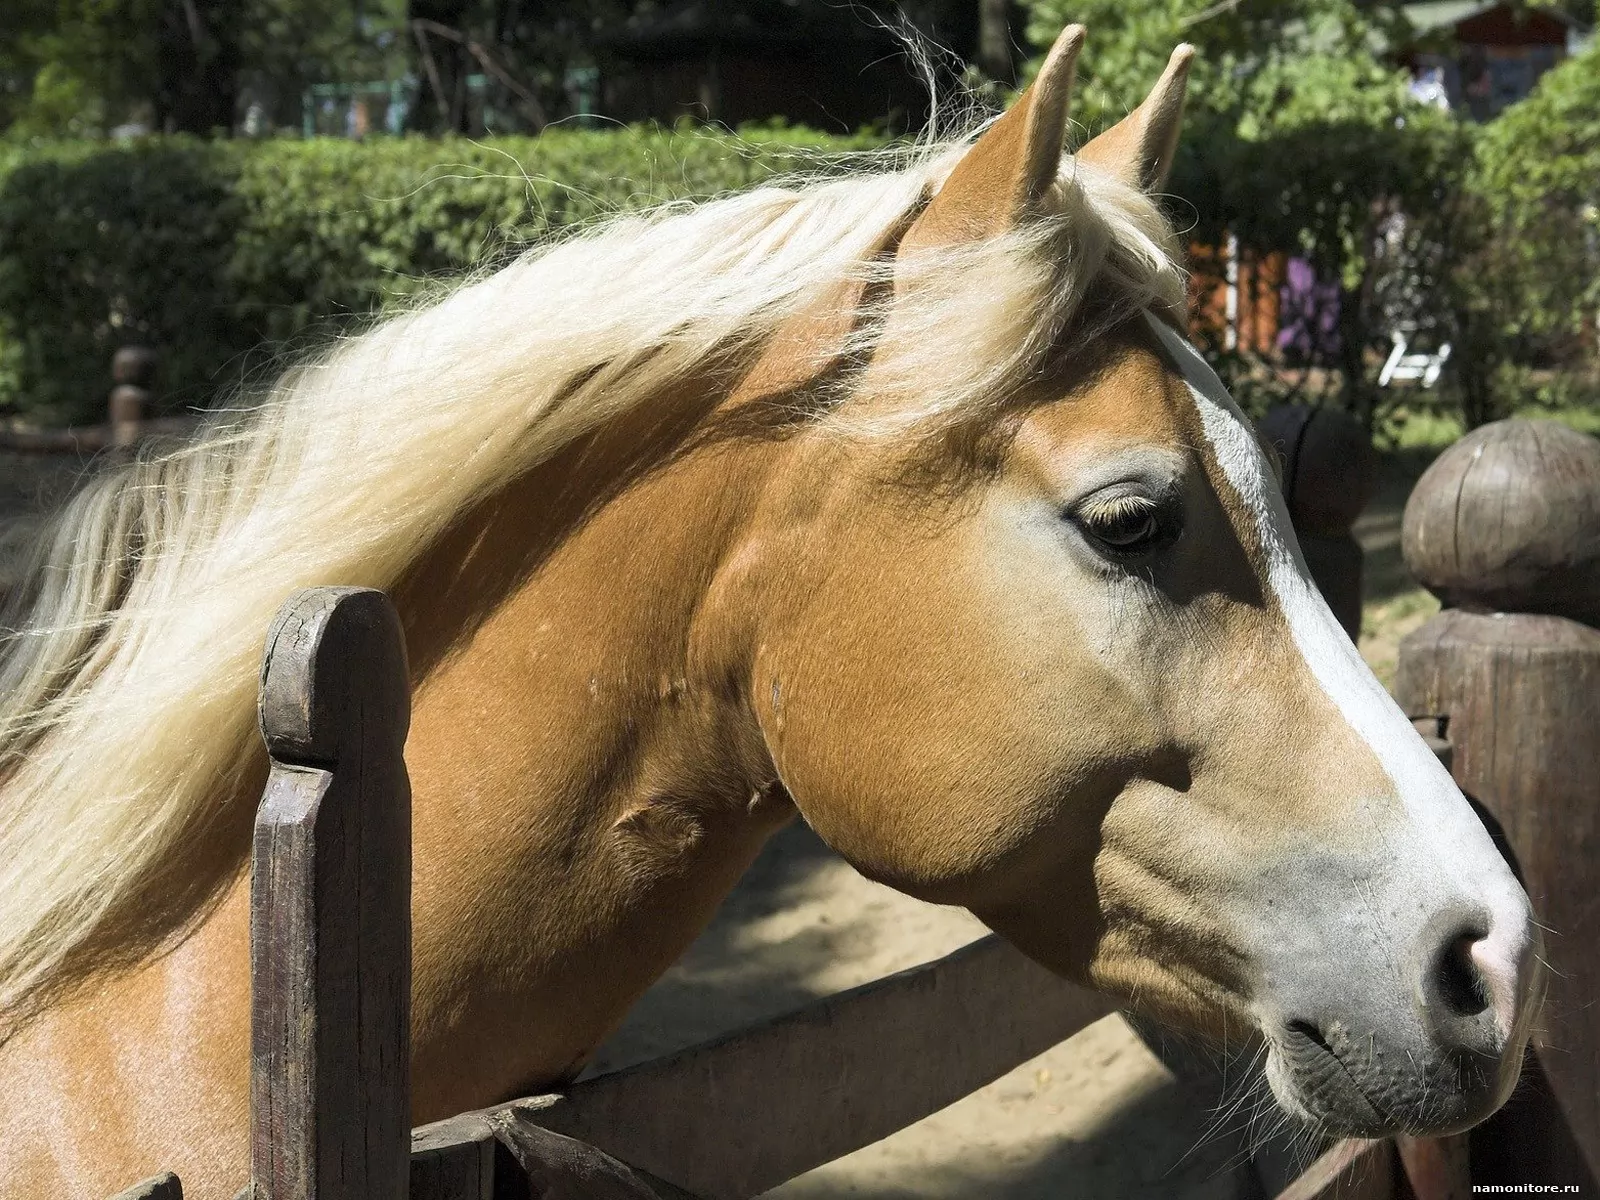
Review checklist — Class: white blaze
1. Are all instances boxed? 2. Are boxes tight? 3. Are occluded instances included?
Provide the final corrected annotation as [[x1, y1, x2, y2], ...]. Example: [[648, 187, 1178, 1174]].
[[1140, 311, 1530, 1039], [1140, 311, 1458, 819]]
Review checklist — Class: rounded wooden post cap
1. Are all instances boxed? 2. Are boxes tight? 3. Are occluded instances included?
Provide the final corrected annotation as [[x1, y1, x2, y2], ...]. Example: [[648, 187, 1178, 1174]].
[[259, 587, 410, 765], [1257, 405, 1376, 536], [111, 345, 159, 387], [1401, 418, 1600, 626]]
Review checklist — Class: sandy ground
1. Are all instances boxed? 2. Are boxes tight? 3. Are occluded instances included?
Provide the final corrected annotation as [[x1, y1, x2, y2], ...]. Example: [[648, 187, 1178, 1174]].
[[0, 443, 1430, 1199], [590, 822, 1280, 1200]]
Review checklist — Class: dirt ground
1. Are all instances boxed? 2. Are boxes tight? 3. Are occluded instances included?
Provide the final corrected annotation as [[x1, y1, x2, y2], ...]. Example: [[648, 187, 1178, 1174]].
[[0, 450, 91, 520], [0, 444, 1431, 1200], [1353, 455, 1440, 691], [590, 821, 1278, 1200]]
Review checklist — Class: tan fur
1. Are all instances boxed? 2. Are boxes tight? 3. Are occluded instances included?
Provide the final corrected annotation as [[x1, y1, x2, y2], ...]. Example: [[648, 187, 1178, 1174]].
[[0, 30, 1536, 1195]]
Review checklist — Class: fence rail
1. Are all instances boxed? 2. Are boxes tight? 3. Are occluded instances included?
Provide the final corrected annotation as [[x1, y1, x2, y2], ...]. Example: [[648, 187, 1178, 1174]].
[[0, 344, 199, 453]]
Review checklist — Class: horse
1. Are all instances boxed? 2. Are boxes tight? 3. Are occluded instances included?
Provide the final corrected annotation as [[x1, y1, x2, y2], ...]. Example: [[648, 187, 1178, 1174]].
[[0, 27, 1542, 1199]]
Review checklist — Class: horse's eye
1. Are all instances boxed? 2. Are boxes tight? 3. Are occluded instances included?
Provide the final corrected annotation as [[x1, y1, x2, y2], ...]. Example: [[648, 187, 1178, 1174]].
[[1076, 494, 1165, 554]]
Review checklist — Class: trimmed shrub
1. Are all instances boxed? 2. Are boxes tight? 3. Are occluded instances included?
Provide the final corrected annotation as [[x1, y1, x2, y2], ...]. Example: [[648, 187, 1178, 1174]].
[[0, 128, 872, 425]]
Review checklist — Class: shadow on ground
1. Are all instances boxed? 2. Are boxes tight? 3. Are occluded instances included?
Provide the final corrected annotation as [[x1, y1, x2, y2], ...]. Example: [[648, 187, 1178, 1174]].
[[588, 822, 868, 1074], [1354, 449, 1436, 603], [591, 820, 1291, 1200]]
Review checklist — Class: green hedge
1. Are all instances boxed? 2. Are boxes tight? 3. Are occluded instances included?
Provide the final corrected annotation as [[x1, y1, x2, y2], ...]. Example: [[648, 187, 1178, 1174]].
[[0, 129, 872, 425]]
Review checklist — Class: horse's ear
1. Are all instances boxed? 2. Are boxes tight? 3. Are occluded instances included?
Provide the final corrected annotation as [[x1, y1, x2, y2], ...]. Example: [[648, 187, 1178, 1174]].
[[1077, 44, 1194, 192], [901, 25, 1085, 249]]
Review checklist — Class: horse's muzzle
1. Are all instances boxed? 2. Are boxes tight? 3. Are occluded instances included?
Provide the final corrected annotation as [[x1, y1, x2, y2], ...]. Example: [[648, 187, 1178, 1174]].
[[1265, 900, 1544, 1137]]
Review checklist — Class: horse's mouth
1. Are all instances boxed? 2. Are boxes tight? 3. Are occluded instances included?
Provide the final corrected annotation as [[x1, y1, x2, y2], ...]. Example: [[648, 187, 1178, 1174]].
[[1277, 1019, 1393, 1134], [1272, 1016, 1503, 1138]]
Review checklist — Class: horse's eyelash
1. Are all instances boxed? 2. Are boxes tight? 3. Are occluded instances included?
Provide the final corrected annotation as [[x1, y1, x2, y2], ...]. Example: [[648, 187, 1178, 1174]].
[[1080, 493, 1157, 523]]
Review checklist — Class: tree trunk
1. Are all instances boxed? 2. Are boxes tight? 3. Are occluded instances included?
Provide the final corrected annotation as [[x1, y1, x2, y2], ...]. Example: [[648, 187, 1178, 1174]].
[[976, 0, 1014, 85], [408, 0, 475, 133], [155, 0, 240, 135]]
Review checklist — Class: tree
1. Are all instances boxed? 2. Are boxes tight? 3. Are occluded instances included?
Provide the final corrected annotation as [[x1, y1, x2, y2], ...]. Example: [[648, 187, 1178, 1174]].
[[1020, 0, 1468, 423], [1434, 36, 1600, 426], [1472, 37, 1600, 353], [0, 0, 246, 135], [388, 0, 654, 133], [977, 0, 1016, 84], [1, 0, 410, 137]]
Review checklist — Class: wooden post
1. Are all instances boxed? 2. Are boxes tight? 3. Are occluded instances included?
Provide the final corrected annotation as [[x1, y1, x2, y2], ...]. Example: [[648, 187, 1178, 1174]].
[[1395, 418, 1600, 1190], [1258, 404, 1376, 640], [252, 588, 412, 1200], [109, 345, 158, 448]]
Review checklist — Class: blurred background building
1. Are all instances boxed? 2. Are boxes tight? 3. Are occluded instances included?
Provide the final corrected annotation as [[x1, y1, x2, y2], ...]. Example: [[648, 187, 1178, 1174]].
[[1399, 1, 1588, 118]]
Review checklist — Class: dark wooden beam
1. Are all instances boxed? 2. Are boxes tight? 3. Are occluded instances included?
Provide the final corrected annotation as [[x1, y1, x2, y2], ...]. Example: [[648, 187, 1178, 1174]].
[[252, 588, 413, 1200], [413, 934, 1112, 1200]]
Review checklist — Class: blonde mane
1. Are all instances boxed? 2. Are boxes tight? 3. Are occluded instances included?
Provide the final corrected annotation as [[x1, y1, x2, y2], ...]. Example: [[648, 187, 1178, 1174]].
[[0, 139, 1184, 1030]]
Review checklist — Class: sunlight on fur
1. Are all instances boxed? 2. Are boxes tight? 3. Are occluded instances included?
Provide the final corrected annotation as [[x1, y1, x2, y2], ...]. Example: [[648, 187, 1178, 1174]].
[[0, 133, 1184, 1035]]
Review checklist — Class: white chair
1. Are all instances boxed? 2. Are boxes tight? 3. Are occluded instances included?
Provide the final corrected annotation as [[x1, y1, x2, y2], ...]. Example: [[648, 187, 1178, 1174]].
[[1379, 331, 1452, 388]]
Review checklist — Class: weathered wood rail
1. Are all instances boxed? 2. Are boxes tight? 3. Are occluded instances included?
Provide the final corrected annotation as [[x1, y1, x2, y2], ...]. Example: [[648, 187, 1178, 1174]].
[[106, 413, 1597, 1200], [0, 344, 198, 453], [252, 589, 413, 1200]]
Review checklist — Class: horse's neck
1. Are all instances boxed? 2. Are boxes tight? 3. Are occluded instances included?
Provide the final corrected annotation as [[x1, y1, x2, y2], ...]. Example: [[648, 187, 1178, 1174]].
[[391, 404, 796, 1119]]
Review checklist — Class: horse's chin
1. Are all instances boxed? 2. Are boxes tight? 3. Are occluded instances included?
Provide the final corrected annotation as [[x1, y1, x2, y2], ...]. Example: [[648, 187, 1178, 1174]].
[[1261, 1021, 1518, 1139]]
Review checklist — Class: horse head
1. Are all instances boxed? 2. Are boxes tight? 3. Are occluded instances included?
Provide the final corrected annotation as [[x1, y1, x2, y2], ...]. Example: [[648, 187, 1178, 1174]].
[[738, 27, 1543, 1137]]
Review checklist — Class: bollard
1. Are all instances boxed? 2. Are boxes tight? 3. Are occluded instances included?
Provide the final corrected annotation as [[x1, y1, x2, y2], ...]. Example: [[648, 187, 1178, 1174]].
[[1257, 405, 1376, 640], [109, 345, 159, 448], [1395, 419, 1600, 1189]]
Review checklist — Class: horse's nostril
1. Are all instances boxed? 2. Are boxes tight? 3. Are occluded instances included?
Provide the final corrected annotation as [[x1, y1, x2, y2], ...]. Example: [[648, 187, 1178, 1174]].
[[1434, 929, 1491, 1019]]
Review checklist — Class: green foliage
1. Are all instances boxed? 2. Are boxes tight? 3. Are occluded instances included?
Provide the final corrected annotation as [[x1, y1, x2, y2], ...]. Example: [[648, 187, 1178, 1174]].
[[1023, 1, 1464, 417], [1024, 0, 1459, 265], [1390, 42, 1600, 429], [1020, 0, 1598, 429], [0, 129, 871, 424], [1022, 0, 1416, 145], [2, 61, 104, 139], [0, 0, 412, 137], [1471, 41, 1600, 348]]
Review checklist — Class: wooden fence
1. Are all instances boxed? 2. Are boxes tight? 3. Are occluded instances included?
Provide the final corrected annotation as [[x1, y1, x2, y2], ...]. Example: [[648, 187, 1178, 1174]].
[[107, 412, 1597, 1200], [1395, 418, 1600, 1192], [0, 346, 196, 453]]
